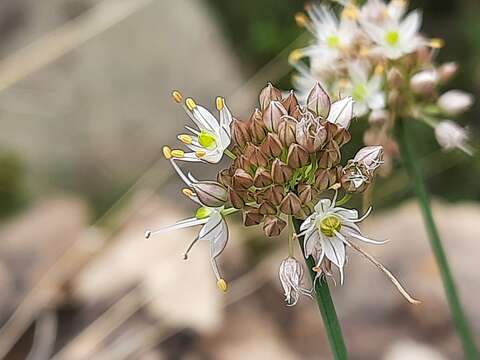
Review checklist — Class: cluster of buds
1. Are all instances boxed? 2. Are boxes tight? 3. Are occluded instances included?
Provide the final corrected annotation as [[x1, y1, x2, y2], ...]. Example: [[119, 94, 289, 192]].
[[291, 0, 475, 167], [217, 83, 381, 238], [146, 82, 419, 307]]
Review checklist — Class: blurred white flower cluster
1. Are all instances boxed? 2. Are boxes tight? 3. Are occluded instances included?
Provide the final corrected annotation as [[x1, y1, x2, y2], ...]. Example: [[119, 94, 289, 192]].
[[291, 0, 474, 169]]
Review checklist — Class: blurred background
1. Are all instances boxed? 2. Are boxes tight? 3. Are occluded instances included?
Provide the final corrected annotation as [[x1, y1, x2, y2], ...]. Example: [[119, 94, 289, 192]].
[[0, 0, 479, 359]]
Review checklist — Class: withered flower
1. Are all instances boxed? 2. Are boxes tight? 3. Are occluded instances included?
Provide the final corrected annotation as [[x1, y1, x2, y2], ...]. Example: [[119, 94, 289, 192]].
[[263, 215, 287, 237], [295, 112, 327, 153]]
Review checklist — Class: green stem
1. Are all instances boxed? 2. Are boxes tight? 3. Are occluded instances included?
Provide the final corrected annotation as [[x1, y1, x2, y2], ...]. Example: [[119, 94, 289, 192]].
[[293, 218, 348, 360], [396, 119, 478, 359], [224, 148, 237, 160]]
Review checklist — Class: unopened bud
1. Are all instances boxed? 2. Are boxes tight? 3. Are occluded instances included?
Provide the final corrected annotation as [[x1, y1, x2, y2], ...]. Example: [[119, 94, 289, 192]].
[[259, 82, 283, 111], [387, 67, 404, 88], [259, 201, 277, 215], [437, 90, 474, 115], [353, 145, 384, 173], [263, 215, 287, 237], [306, 82, 331, 118], [263, 101, 287, 132], [287, 143, 309, 169], [231, 117, 252, 149], [410, 69, 438, 95], [298, 184, 315, 204], [251, 108, 267, 143], [438, 62, 458, 83], [232, 169, 254, 189], [282, 90, 300, 114], [278, 119, 297, 147], [435, 120, 471, 154], [315, 168, 338, 191], [327, 97, 354, 129], [261, 133, 283, 157], [318, 142, 341, 168], [262, 185, 284, 205], [244, 209, 264, 226], [217, 169, 233, 187], [271, 159, 293, 184], [228, 187, 245, 209], [279, 192, 302, 215], [191, 181, 228, 208], [254, 167, 273, 188]]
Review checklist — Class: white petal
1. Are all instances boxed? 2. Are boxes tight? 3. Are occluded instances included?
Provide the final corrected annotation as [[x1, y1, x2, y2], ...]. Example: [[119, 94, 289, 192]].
[[146, 217, 207, 238], [199, 211, 223, 240], [314, 198, 332, 213], [327, 97, 354, 129], [192, 105, 219, 133], [210, 219, 229, 259], [400, 10, 422, 39], [367, 91, 386, 110], [321, 236, 346, 270]]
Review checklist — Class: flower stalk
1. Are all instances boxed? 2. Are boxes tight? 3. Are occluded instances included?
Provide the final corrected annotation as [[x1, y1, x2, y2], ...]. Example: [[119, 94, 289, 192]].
[[293, 218, 348, 360], [396, 118, 478, 359]]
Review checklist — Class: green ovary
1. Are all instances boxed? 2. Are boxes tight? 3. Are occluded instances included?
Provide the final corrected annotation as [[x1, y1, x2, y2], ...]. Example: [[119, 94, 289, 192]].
[[195, 206, 212, 219], [319, 215, 342, 237], [326, 35, 340, 48], [352, 84, 367, 102], [385, 30, 399, 46], [198, 130, 217, 149]]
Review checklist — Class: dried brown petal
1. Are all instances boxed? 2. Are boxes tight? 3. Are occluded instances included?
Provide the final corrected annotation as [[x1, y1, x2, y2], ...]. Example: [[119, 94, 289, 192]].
[[260, 133, 283, 158], [340, 162, 371, 193], [251, 108, 267, 144], [244, 209, 264, 227], [306, 82, 331, 118], [271, 159, 293, 184], [314, 168, 330, 191], [249, 145, 269, 167], [259, 82, 283, 110], [278, 119, 297, 147], [253, 167, 273, 188], [217, 169, 232, 187], [232, 169, 253, 189], [318, 142, 341, 169], [263, 101, 287, 132], [259, 201, 277, 215], [231, 117, 252, 149], [296, 115, 327, 153], [263, 215, 287, 237], [233, 154, 250, 171], [279, 192, 302, 215], [287, 143, 309, 169]]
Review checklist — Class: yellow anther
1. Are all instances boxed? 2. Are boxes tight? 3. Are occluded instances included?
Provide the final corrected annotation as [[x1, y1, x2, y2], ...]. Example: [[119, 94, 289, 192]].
[[185, 97, 197, 111], [217, 278, 228, 292], [312, 266, 321, 272], [195, 150, 206, 158], [171, 149, 185, 158], [294, 12, 309, 28], [288, 49, 304, 63], [338, 79, 350, 89], [374, 64, 385, 75], [171, 90, 183, 103], [216, 96, 225, 111], [178, 134, 193, 144], [182, 188, 194, 197], [430, 38, 444, 49], [162, 146, 172, 159], [341, 4, 359, 20]]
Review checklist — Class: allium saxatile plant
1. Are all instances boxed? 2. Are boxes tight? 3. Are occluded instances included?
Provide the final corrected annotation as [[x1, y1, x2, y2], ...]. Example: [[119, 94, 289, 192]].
[[146, 83, 418, 306], [291, 0, 475, 171]]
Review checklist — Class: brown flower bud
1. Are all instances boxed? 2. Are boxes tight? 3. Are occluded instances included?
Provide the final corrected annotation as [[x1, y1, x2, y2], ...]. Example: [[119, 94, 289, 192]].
[[247, 145, 268, 168], [232, 154, 250, 171], [232, 169, 253, 189], [287, 143, 309, 169], [314, 167, 338, 191], [263, 215, 287, 237], [251, 108, 267, 143], [271, 159, 293, 184], [244, 209, 264, 227], [259, 201, 277, 215], [296, 114, 327, 153], [341, 162, 371, 193], [231, 117, 252, 149], [298, 184, 315, 204], [262, 185, 284, 205], [191, 181, 228, 208], [217, 169, 232, 187], [260, 133, 283, 157], [259, 82, 282, 110], [253, 167, 273, 188], [279, 192, 302, 215], [228, 187, 245, 209], [318, 142, 341, 169], [306, 82, 331, 118], [278, 119, 297, 147], [263, 101, 287, 132], [281, 90, 299, 114]]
